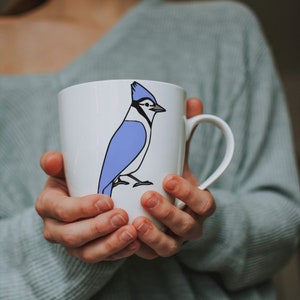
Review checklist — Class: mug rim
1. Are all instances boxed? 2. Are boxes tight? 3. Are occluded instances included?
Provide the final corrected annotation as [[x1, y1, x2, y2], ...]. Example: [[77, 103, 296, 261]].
[[59, 79, 185, 96]]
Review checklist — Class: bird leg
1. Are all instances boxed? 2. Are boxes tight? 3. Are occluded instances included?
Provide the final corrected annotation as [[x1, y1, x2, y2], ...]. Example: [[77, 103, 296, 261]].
[[113, 176, 130, 187], [127, 174, 153, 187]]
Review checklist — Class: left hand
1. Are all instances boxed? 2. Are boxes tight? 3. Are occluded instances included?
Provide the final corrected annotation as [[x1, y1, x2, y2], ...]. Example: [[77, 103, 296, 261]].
[[132, 98, 216, 259]]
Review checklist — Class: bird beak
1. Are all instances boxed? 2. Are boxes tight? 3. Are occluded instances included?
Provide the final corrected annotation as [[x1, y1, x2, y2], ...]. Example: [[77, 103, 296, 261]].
[[151, 103, 166, 113]]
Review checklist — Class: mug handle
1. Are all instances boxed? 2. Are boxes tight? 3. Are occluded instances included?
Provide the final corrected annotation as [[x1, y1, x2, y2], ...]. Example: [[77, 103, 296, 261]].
[[175, 114, 234, 208]]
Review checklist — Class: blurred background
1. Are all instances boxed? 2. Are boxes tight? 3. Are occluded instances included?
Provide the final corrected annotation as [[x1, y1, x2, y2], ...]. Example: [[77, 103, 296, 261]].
[[0, 0, 299, 299], [0, 0, 298, 165], [242, 0, 300, 172]]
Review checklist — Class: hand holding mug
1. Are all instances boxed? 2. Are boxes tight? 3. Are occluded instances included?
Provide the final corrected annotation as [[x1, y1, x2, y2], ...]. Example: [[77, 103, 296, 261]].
[[133, 98, 216, 259], [35, 151, 141, 263]]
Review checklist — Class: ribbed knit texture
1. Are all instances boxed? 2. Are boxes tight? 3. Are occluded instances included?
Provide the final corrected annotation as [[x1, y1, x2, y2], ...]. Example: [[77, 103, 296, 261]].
[[0, 1, 299, 299]]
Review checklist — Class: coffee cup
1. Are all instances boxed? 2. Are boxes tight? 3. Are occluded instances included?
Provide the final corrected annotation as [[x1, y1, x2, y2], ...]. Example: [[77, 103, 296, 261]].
[[58, 80, 234, 228]]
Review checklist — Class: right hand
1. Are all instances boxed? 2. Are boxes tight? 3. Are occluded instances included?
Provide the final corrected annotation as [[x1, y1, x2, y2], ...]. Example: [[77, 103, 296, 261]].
[[35, 151, 140, 263]]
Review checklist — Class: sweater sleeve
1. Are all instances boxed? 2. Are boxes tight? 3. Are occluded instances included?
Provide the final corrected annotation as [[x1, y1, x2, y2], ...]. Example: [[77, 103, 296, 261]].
[[177, 4, 300, 291], [0, 207, 125, 299]]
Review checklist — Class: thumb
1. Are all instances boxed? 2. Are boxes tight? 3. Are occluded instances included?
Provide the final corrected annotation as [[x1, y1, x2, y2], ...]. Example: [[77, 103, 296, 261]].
[[40, 151, 65, 178], [184, 98, 203, 174], [186, 97, 203, 119]]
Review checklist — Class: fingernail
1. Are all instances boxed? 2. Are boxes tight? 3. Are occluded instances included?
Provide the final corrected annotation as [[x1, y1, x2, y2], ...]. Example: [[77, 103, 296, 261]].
[[111, 214, 127, 227], [137, 221, 150, 234], [120, 230, 134, 242], [144, 193, 159, 209], [95, 196, 112, 213], [43, 151, 55, 163], [165, 177, 177, 191]]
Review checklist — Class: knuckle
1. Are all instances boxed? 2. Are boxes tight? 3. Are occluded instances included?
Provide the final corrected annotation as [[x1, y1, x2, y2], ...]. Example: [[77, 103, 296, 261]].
[[60, 231, 79, 248], [35, 191, 48, 216], [43, 228, 54, 243], [80, 248, 98, 263], [180, 217, 196, 235], [55, 202, 72, 223], [208, 197, 217, 214], [180, 184, 193, 200], [35, 200, 43, 216], [160, 206, 176, 222], [77, 197, 90, 216], [200, 194, 216, 216], [147, 234, 162, 247], [92, 218, 105, 236], [103, 239, 118, 254], [190, 228, 204, 240], [159, 241, 180, 257]]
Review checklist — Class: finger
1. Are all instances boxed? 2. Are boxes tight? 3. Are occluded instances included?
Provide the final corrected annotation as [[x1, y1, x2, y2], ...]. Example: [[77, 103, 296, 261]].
[[36, 191, 113, 222], [184, 98, 203, 170], [133, 217, 183, 257], [104, 240, 141, 261], [134, 243, 159, 260], [43, 209, 129, 248], [139, 192, 202, 240], [66, 225, 137, 263], [182, 168, 200, 187], [186, 98, 203, 119], [43, 174, 69, 195], [40, 151, 65, 178], [164, 174, 216, 218]]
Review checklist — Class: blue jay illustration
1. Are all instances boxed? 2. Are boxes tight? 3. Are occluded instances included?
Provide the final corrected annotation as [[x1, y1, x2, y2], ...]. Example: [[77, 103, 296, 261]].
[[97, 81, 166, 197]]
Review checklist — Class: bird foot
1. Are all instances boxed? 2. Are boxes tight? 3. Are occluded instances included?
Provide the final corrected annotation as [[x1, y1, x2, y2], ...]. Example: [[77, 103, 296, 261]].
[[133, 181, 153, 188], [113, 178, 130, 187]]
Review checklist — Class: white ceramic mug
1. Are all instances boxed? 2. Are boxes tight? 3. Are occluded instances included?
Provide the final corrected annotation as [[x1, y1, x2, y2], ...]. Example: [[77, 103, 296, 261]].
[[58, 80, 234, 228]]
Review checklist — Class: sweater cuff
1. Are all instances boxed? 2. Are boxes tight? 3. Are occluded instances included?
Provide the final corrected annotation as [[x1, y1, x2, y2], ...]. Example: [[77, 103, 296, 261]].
[[1, 207, 124, 299]]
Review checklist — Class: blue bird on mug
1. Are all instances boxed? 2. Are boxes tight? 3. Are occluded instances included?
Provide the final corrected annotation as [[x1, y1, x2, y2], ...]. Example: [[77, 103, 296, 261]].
[[97, 81, 166, 197]]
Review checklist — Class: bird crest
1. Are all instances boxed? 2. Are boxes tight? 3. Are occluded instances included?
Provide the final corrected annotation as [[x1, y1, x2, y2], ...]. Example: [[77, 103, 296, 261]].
[[131, 81, 157, 104]]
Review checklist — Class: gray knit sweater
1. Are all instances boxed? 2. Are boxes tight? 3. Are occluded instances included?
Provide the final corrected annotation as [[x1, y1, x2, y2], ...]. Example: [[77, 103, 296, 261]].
[[0, 1, 299, 299]]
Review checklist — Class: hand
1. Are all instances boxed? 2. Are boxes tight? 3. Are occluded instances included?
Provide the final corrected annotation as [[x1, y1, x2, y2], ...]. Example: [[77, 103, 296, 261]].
[[132, 98, 216, 259], [35, 151, 141, 263]]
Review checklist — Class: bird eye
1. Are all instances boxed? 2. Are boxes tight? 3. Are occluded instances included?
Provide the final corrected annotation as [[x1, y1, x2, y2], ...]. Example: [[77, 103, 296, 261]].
[[139, 100, 154, 107]]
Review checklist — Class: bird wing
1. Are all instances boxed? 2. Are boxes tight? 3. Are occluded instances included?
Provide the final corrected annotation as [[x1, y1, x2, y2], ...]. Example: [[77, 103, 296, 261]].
[[98, 120, 146, 196]]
